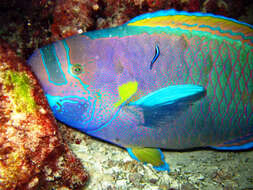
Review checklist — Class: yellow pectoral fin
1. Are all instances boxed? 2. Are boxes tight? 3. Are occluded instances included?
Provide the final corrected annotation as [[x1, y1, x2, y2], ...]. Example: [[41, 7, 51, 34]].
[[114, 81, 138, 108]]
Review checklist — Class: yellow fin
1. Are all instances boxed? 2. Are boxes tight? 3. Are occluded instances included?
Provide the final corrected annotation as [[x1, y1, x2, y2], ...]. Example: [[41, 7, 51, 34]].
[[127, 147, 170, 171], [132, 147, 164, 166], [114, 81, 138, 107]]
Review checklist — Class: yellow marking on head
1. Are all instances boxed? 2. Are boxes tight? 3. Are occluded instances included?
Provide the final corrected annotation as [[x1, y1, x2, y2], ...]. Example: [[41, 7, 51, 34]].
[[114, 81, 138, 108]]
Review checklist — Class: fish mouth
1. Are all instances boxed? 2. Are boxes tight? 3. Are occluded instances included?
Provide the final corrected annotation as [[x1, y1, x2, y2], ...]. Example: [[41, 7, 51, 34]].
[[46, 93, 123, 133], [46, 94, 95, 129]]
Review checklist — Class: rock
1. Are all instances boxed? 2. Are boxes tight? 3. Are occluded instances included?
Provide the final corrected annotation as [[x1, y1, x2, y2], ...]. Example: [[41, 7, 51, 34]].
[[51, 0, 96, 40], [0, 41, 88, 190]]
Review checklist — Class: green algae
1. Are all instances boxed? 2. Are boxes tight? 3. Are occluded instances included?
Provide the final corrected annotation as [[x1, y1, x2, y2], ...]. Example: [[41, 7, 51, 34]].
[[3, 70, 36, 113]]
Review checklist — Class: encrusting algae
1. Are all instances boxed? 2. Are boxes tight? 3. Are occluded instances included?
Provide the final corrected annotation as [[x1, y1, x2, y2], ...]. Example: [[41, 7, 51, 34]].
[[2, 70, 36, 113], [0, 41, 88, 190]]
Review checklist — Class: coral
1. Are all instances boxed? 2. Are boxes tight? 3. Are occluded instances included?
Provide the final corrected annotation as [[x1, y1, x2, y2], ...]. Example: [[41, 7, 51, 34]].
[[203, 0, 228, 16], [187, 0, 201, 12], [0, 41, 88, 189], [0, 0, 56, 59], [51, 0, 97, 40]]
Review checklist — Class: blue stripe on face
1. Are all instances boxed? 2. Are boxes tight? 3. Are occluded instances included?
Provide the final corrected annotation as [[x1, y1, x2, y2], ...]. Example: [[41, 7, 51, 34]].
[[40, 44, 67, 85]]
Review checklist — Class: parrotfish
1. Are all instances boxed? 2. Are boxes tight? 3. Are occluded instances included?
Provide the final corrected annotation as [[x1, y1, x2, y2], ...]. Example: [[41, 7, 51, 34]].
[[28, 9, 253, 172]]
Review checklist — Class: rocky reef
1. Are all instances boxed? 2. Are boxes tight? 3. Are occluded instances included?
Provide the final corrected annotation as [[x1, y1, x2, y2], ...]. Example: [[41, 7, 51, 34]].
[[0, 41, 88, 189], [0, 0, 253, 60]]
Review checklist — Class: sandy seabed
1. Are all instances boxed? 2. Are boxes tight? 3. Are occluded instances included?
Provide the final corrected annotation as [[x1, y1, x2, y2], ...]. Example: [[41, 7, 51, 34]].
[[63, 125, 253, 190]]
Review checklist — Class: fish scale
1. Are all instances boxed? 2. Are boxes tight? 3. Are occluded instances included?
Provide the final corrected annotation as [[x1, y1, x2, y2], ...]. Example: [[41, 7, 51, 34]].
[[28, 9, 253, 171]]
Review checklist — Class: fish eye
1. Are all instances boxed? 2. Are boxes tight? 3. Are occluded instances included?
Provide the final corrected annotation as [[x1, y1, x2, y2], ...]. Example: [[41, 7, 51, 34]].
[[71, 64, 83, 75]]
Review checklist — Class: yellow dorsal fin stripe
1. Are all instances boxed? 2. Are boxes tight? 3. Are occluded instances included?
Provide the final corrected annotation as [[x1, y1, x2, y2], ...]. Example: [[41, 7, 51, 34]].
[[114, 81, 138, 108], [128, 15, 253, 46], [128, 15, 251, 32]]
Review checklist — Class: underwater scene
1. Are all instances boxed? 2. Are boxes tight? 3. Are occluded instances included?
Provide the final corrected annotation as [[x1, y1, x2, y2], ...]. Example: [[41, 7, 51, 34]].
[[0, 0, 253, 189]]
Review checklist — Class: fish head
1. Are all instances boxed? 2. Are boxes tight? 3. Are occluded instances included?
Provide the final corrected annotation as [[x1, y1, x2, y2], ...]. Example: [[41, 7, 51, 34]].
[[27, 38, 119, 133]]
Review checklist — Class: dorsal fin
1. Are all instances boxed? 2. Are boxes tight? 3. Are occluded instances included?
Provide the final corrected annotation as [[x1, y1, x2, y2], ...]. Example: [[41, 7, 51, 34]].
[[127, 9, 253, 46]]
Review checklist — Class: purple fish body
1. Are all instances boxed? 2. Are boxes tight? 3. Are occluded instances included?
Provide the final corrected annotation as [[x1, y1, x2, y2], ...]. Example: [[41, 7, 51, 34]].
[[28, 10, 253, 170]]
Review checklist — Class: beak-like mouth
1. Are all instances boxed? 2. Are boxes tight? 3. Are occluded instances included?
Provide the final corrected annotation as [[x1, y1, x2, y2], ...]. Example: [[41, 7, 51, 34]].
[[45, 94, 96, 129], [45, 93, 122, 133]]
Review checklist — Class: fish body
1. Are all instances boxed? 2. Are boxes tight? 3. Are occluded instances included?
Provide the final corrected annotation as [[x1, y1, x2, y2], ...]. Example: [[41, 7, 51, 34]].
[[28, 10, 253, 171]]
